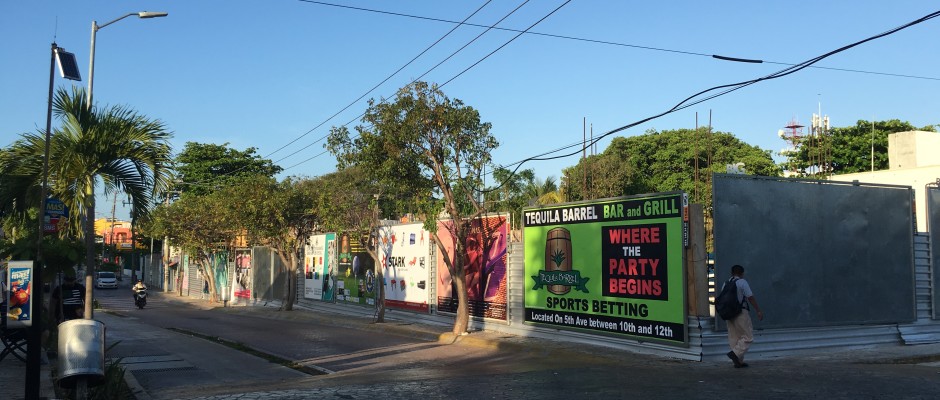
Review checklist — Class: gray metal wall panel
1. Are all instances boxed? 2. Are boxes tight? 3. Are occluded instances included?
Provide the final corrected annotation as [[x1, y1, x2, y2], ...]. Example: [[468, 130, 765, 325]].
[[713, 175, 916, 329], [187, 261, 202, 298], [252, 246, 274, 301], [508, 242, 525, 326], [928, 187, 940, 319], [272, 250, 287, 301]]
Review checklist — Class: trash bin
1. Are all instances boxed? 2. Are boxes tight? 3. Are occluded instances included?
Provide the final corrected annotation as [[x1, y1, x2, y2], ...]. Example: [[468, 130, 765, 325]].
[[57, 319, 106, 388]]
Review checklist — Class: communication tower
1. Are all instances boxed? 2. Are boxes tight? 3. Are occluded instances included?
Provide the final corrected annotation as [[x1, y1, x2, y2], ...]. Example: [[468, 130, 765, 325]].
[[778, 118, 804, 177]]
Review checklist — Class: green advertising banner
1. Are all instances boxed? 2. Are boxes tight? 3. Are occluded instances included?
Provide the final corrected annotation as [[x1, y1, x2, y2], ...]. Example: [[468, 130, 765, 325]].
[[523, 192, 688, 345], [336, 234, 376, 306]]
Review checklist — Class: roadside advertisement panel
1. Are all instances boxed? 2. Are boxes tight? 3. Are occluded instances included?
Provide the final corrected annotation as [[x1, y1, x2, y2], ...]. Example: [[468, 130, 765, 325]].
[[233, 249, 252, 300], [437, 214, 509, 320], [214, 252, 229, 302], [336, 234, 376, 306], [305, 233, 335, 301], [5, 261, 34, 328], [378, 223, 432, 313], [43, 198, 68, 234], [523, 192, 688, 345]]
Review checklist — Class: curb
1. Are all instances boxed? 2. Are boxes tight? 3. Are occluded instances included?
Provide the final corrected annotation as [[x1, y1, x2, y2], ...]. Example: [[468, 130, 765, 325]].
[[123, 369, 151, 400]]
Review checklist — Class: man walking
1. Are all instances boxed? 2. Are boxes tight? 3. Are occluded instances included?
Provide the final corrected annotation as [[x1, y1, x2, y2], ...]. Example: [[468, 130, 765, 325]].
[[726, 264, 763, 368], [50, 275, 85, 324]]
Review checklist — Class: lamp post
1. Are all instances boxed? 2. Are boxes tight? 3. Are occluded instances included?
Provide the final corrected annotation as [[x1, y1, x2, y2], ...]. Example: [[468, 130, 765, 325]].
[[82, 10, 168, 320], [26, 42, 81, 400], [87, 11, 168, 108]]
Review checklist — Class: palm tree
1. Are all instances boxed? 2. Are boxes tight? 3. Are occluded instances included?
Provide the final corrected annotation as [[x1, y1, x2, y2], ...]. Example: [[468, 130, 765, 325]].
[[0, 86, 173, 317], [526, 176, 563, 205]]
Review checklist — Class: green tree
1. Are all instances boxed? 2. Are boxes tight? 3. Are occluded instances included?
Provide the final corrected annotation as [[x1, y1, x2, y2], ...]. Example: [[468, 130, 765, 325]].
[[563, 128, 779, 206], [485, 168, 562, 230], [0, 209, 83, 282], [525, 175, 564, 205], [0, 87, 173, 317], [174, 142, 282, 197], [563, 152, 651, 202], [231, 175, 319, 311], [146, 191, 234, 302], [328, 81, 497, 334], [484, 167, 533, 229], [312, 167, 392, 320], [786, 119, 936, 176]]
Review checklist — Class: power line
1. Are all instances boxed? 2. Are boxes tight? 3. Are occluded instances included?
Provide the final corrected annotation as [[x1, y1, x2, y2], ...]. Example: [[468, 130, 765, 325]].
[[264, 0, 496, 162], [178, 1, 498, 188], [279, 2, 938, 172], [477, 9, 940, 193], [282, 1, 575, 172], [276, 0, 546, 166], [300, 0, 940, 82]]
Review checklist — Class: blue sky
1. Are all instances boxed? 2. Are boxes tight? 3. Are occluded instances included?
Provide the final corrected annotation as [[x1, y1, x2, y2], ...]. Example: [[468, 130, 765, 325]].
[[2, 1, 938, 221]]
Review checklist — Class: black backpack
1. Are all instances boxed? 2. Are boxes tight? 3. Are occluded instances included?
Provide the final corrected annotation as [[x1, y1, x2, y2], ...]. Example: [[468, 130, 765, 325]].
[[715, 277, 743, 320]]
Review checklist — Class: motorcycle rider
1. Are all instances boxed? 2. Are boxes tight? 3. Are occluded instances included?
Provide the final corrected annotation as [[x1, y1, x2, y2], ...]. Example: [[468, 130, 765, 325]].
[[132, 279, 147, 302]]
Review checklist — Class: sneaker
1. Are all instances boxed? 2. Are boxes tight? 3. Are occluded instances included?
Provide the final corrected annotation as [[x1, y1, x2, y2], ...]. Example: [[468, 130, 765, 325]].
[[727, 351, 742, 367]]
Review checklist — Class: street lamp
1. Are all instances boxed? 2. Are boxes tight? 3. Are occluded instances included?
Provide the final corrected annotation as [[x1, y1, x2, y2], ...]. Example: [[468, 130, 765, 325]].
[[86, 11, 168, 108], [82, 10, 167, 320]]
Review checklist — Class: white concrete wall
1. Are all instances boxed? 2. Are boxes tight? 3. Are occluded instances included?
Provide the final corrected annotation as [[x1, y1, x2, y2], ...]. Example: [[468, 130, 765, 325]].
[[888, 131, 940, 170]]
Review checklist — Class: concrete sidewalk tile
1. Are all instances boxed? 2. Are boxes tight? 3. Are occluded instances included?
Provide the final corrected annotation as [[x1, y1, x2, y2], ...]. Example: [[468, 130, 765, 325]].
[[0, 357, 57, 400]]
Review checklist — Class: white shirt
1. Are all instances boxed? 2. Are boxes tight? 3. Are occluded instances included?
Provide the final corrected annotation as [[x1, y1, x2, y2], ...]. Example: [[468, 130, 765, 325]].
[[734, 277, 754, 309]]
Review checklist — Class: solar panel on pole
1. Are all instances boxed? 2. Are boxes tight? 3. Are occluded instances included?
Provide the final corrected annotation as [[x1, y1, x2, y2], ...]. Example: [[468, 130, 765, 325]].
[[55, 48, 82, 81]]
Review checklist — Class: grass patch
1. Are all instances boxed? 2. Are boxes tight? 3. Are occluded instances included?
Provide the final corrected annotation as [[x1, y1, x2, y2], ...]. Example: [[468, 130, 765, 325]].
[[167, 328, 326, 376]]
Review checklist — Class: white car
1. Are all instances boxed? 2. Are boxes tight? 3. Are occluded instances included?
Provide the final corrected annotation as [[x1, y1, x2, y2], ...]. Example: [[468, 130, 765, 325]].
[[95, 272, 118, 289]]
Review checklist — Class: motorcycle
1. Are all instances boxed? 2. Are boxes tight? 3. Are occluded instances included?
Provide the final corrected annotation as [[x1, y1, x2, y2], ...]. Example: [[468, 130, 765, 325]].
[[134, 288, 148, 309]]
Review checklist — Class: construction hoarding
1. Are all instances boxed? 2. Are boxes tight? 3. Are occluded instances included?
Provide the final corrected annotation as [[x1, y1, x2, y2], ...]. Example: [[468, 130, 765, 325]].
[[437, 214, 510, 320], [523, 192, 688, 345], [378, 223, 432, 313]]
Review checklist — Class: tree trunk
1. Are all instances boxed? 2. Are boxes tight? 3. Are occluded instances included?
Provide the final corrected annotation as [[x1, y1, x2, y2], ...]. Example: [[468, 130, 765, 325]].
[[177, 264, 184, 297], [432, 227, 471, 335], [82, 180, 96, 319], [363, 241, 386, 323], [285, 252, 296, 311], [452, 264, 470, 335], [201, 257, 217, 303], [375, 262, 386, 322], [276, 249, 297, 311]]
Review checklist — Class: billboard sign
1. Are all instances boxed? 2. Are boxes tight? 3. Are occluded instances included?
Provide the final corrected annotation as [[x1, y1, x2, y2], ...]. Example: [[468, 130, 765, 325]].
[[44, 198, 68, 234], [232, 249, 252, 300], [336, 234, 376, 306], [305, 233, 336, 301], [5, 261, 34, 328], [523, 192, 688, 345], [437, 214, 509, 320], [378, 223, 432, 313]]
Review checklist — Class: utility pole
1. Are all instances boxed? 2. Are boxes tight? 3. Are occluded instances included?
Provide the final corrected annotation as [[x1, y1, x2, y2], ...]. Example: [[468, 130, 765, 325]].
[[163, 192, 171, 292], [122, 196, 137, 282], [871, 118, 875, 172], [109, 191, 118, 275], [694, 113, 699, 204]]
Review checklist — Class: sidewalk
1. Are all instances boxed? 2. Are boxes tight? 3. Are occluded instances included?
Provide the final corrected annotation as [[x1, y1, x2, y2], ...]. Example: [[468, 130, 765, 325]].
[[99, 309, 308, 400], [0, 341, 57, 400], [152, 291, 524, 351]]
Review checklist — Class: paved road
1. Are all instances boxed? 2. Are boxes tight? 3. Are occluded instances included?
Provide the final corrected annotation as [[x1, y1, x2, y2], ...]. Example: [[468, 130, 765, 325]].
[[92, 284, 940, 400]]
